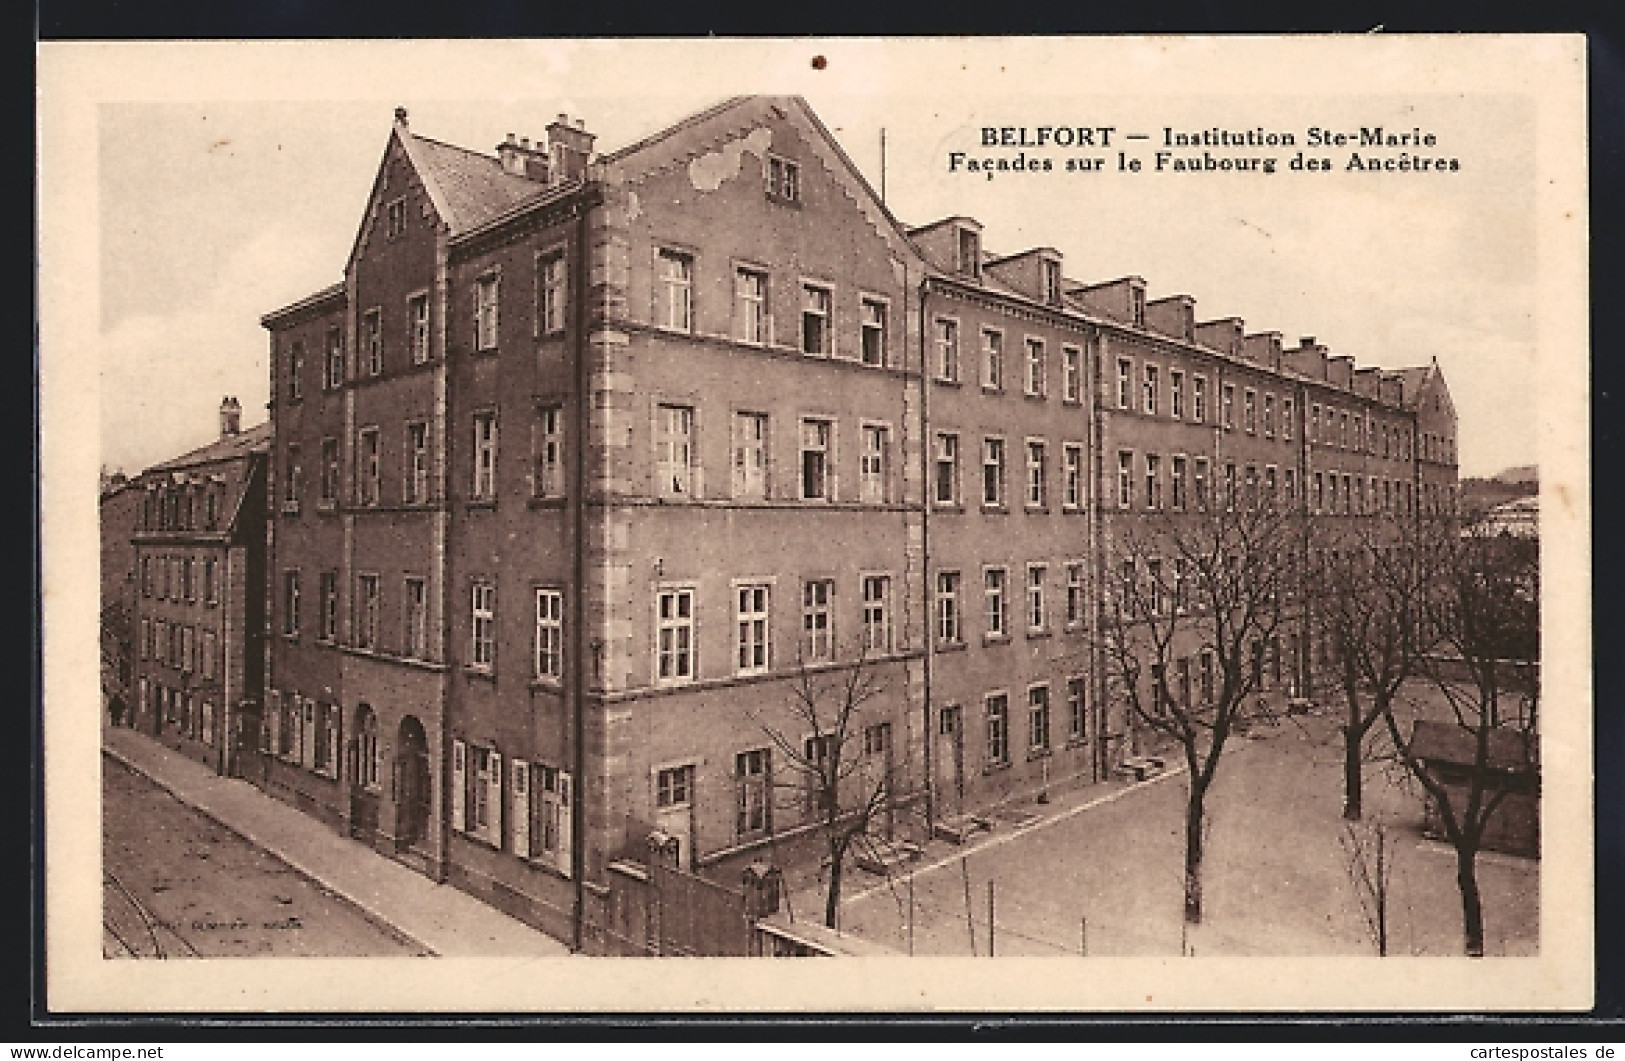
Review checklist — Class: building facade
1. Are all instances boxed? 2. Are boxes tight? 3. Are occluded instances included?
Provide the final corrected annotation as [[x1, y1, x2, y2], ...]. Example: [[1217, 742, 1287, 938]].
[[129, 399, 270, 776], [255, 94, 1458, 947]]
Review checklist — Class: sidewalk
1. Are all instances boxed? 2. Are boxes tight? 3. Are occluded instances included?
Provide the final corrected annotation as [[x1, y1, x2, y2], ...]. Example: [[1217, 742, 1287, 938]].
[[102, 726, 571, 958]]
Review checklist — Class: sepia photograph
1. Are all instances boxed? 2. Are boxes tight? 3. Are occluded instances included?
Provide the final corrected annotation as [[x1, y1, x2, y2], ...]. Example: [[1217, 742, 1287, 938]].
[[40, 35, 1590, 1012]]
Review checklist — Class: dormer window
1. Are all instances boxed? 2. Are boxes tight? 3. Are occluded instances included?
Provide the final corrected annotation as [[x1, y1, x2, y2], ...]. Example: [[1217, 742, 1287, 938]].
[[1042, 259, 1062, 306], [1131, 288, 1146, 327], [766, 156, 800, 203], [957, 227, 981, 279]]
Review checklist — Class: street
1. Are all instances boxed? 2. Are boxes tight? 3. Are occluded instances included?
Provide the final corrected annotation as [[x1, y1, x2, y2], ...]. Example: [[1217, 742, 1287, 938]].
[[818, 706, 1539, 958], [103, 755, 428, 958]]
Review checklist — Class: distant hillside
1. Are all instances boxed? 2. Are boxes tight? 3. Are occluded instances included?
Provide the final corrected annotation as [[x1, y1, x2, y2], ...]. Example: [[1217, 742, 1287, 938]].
[[1462, 465, 1538, 511]]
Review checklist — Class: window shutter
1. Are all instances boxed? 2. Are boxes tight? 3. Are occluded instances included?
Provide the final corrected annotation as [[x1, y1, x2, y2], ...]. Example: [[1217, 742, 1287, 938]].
[[488, 751, 504, 848], [451, 739, 467, 833], [511, 759, 530, 859], [557, 771, 574, 877]]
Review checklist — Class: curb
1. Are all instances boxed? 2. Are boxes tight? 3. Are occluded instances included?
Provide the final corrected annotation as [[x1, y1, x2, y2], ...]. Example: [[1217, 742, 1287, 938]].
[[102, 743, 440, 957]]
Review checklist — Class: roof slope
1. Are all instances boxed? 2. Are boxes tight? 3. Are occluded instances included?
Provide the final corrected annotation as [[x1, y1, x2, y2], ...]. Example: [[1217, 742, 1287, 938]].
[[1410, 719, 1538, 773], [148, 421, 273, 473], [403, 133, 546, 234]]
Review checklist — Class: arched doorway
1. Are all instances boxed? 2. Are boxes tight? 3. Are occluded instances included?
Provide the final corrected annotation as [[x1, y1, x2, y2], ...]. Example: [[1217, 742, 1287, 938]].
[[349, 705, 381, 842], [396, 716, 430, 850]]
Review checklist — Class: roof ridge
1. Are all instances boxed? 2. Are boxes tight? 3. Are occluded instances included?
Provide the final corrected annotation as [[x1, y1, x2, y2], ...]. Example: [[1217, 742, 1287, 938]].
[[599, 95, 756, 164]]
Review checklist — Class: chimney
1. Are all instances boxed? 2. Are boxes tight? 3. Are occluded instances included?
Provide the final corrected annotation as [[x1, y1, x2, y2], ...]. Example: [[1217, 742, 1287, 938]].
[[496, 132, 550, 181], [393, 106, 409, 129], [220, 396, 241, 438], [547, 112, 596, 185]]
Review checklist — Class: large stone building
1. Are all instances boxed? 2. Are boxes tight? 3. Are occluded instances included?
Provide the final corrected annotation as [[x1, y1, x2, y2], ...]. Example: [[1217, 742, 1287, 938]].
[[253, 94, 1457, 947], [129, 399, 270, 776]]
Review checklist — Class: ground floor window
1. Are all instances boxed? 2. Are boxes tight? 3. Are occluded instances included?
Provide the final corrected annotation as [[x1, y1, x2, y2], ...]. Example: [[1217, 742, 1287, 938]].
[[514, 761, 573, 876], [735, 748, 772, 840]]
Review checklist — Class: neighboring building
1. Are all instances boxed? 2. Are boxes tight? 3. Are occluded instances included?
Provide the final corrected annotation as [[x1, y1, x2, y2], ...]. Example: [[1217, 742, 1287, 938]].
[[1478, 495, 1539, 540], [100, 474, 143, 724], [255, 95, 1458, 947], [129, 399, 270, 776]]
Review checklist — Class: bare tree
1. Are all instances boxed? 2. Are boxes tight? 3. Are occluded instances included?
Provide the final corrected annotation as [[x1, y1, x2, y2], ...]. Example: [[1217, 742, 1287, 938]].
[[1380, 516, 1539, 957], [1339, 819, 1395, 955], [1100, 494, 1292, 925], [755, 651, 899, 929], [1315, 520, 1438, 820]]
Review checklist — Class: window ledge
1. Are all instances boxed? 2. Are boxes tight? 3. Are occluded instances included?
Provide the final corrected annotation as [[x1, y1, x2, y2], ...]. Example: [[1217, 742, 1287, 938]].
[[1026, 748, 1054, 762], [465, 500, 497, 511], [934, 641, 968, 655], [1024, 506, 1051, 515], [1026, 629, 1052, 640], [527, 496, 567, 510], [933, 377, 964, 388], [527, 677, 564, 692], [1064, 737, 1089, 751], [464, 666, 497, 682], [1023, 392, 1047, 402], [982, 761, 1013, 776], [982, 634, 1012, 647], [981, 504, 1010, 515]]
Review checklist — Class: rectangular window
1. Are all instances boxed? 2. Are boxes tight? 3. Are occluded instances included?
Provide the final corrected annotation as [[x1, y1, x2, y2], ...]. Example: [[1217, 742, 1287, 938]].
[[982, 329, 1004, 390], [405, 422, 429, 504], [355, 574, 379, 650], [1263, 393, 1276, 437], [1194, 458, 1210, 510], [935, 318, 960, 382], [204, 559, 217, 604], [861, 575, 891, 655], [1171, 455, 1187, 510], [282, 571, 300, 636], [287, 342, 304, 402], [1066, 563, 1086, 626], [320, 437, 339, 505], [1225, 462, 1237, 510], [657, 250, 693, 332], [934, 433, 959, 506], [478, 409, 511, 504], [533, 407, 562, 499], [1285, 468, 1297, 505], [470, 582, 496, 670], [357, 429, 379, 506], [800, 418, 832, 500], [1170, 369, 1185, 419], [1025, 440, 1047, 508], [1116, 357, 1132, 410], [736, 267, 768, 345], [766, 156, 800, 202], [1340, 411, 1350, 448], [801, 579, 833, 663], [1024, 338, 1046, 396], [733, 412, 768, 500], [1042, 258, 1062, 305], [318, 571, 337, 642], [1222, 384, 1236, 430], [657, 404, 694, 498], [736, 584, 771, 675], [363, 308, 382, 376], [387, 197, 406, 238], [1143, 364, 1159, 416], [1283, 398, 1295, 441], [1192, 375, 1207, 424], [860, 298, 888, 366], [1312, 404, 1321, 442], [1029, 685, 1051, 753], [1063, 444, 1083, 510], [475, 274, 500, 351], [1244, 389, 1258, 434], [1062, 345, 1082, 402], [936, 571, 962, 646], [1200, 650, 1215, 703], [984, 567, 1008, 639], [409, 293, 430, 364], [958, 227, 981, 277], [1146, 558, 1165, 617], [656, 587, 696, 682], [657, 764, 694, 811], [1265, 465, 1278, 505], [404, 577, 427, 659], [181, 626, 194, 672], [1144, 453, 1162, 510], [1117, 450, 1133, 509], [735, 749, 772, 839], [283, 445, 302, 511], [1067, 677, 1087, 742], [801, 284, 832, 356], [467, 745, 501, 844], [534, 588, 563, 679], [1026, 564, 1047, 632], [538, 252, 566, 335], [324, 327, 344, 390], [860, 425, 889, 504], [986, 693, 1009, 767], [982, 437, 1006, 507]]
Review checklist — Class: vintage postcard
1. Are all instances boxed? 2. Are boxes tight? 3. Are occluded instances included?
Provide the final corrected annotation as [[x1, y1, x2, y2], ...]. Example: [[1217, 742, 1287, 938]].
[[39, 36, 1590, 1012]]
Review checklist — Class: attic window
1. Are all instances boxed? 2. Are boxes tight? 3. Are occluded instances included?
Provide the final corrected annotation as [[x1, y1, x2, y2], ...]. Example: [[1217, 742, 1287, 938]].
[[387, 197, 407, 240], [766, 156, 800, 204], [1131, 288, 1146, 328], [957, 228, 981, 279], [1042, 259, 1062, 306]]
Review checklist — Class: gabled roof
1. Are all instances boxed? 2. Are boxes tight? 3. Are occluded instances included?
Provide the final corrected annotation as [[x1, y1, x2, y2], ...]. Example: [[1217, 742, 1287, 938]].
[[147, 421, 273, 474], [402, 133, 546, 234], [1395, 365, 1434, 410]]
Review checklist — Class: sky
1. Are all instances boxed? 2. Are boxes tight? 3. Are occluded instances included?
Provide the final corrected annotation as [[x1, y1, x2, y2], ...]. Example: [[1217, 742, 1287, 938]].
[[82, 38, 1567, 480]]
